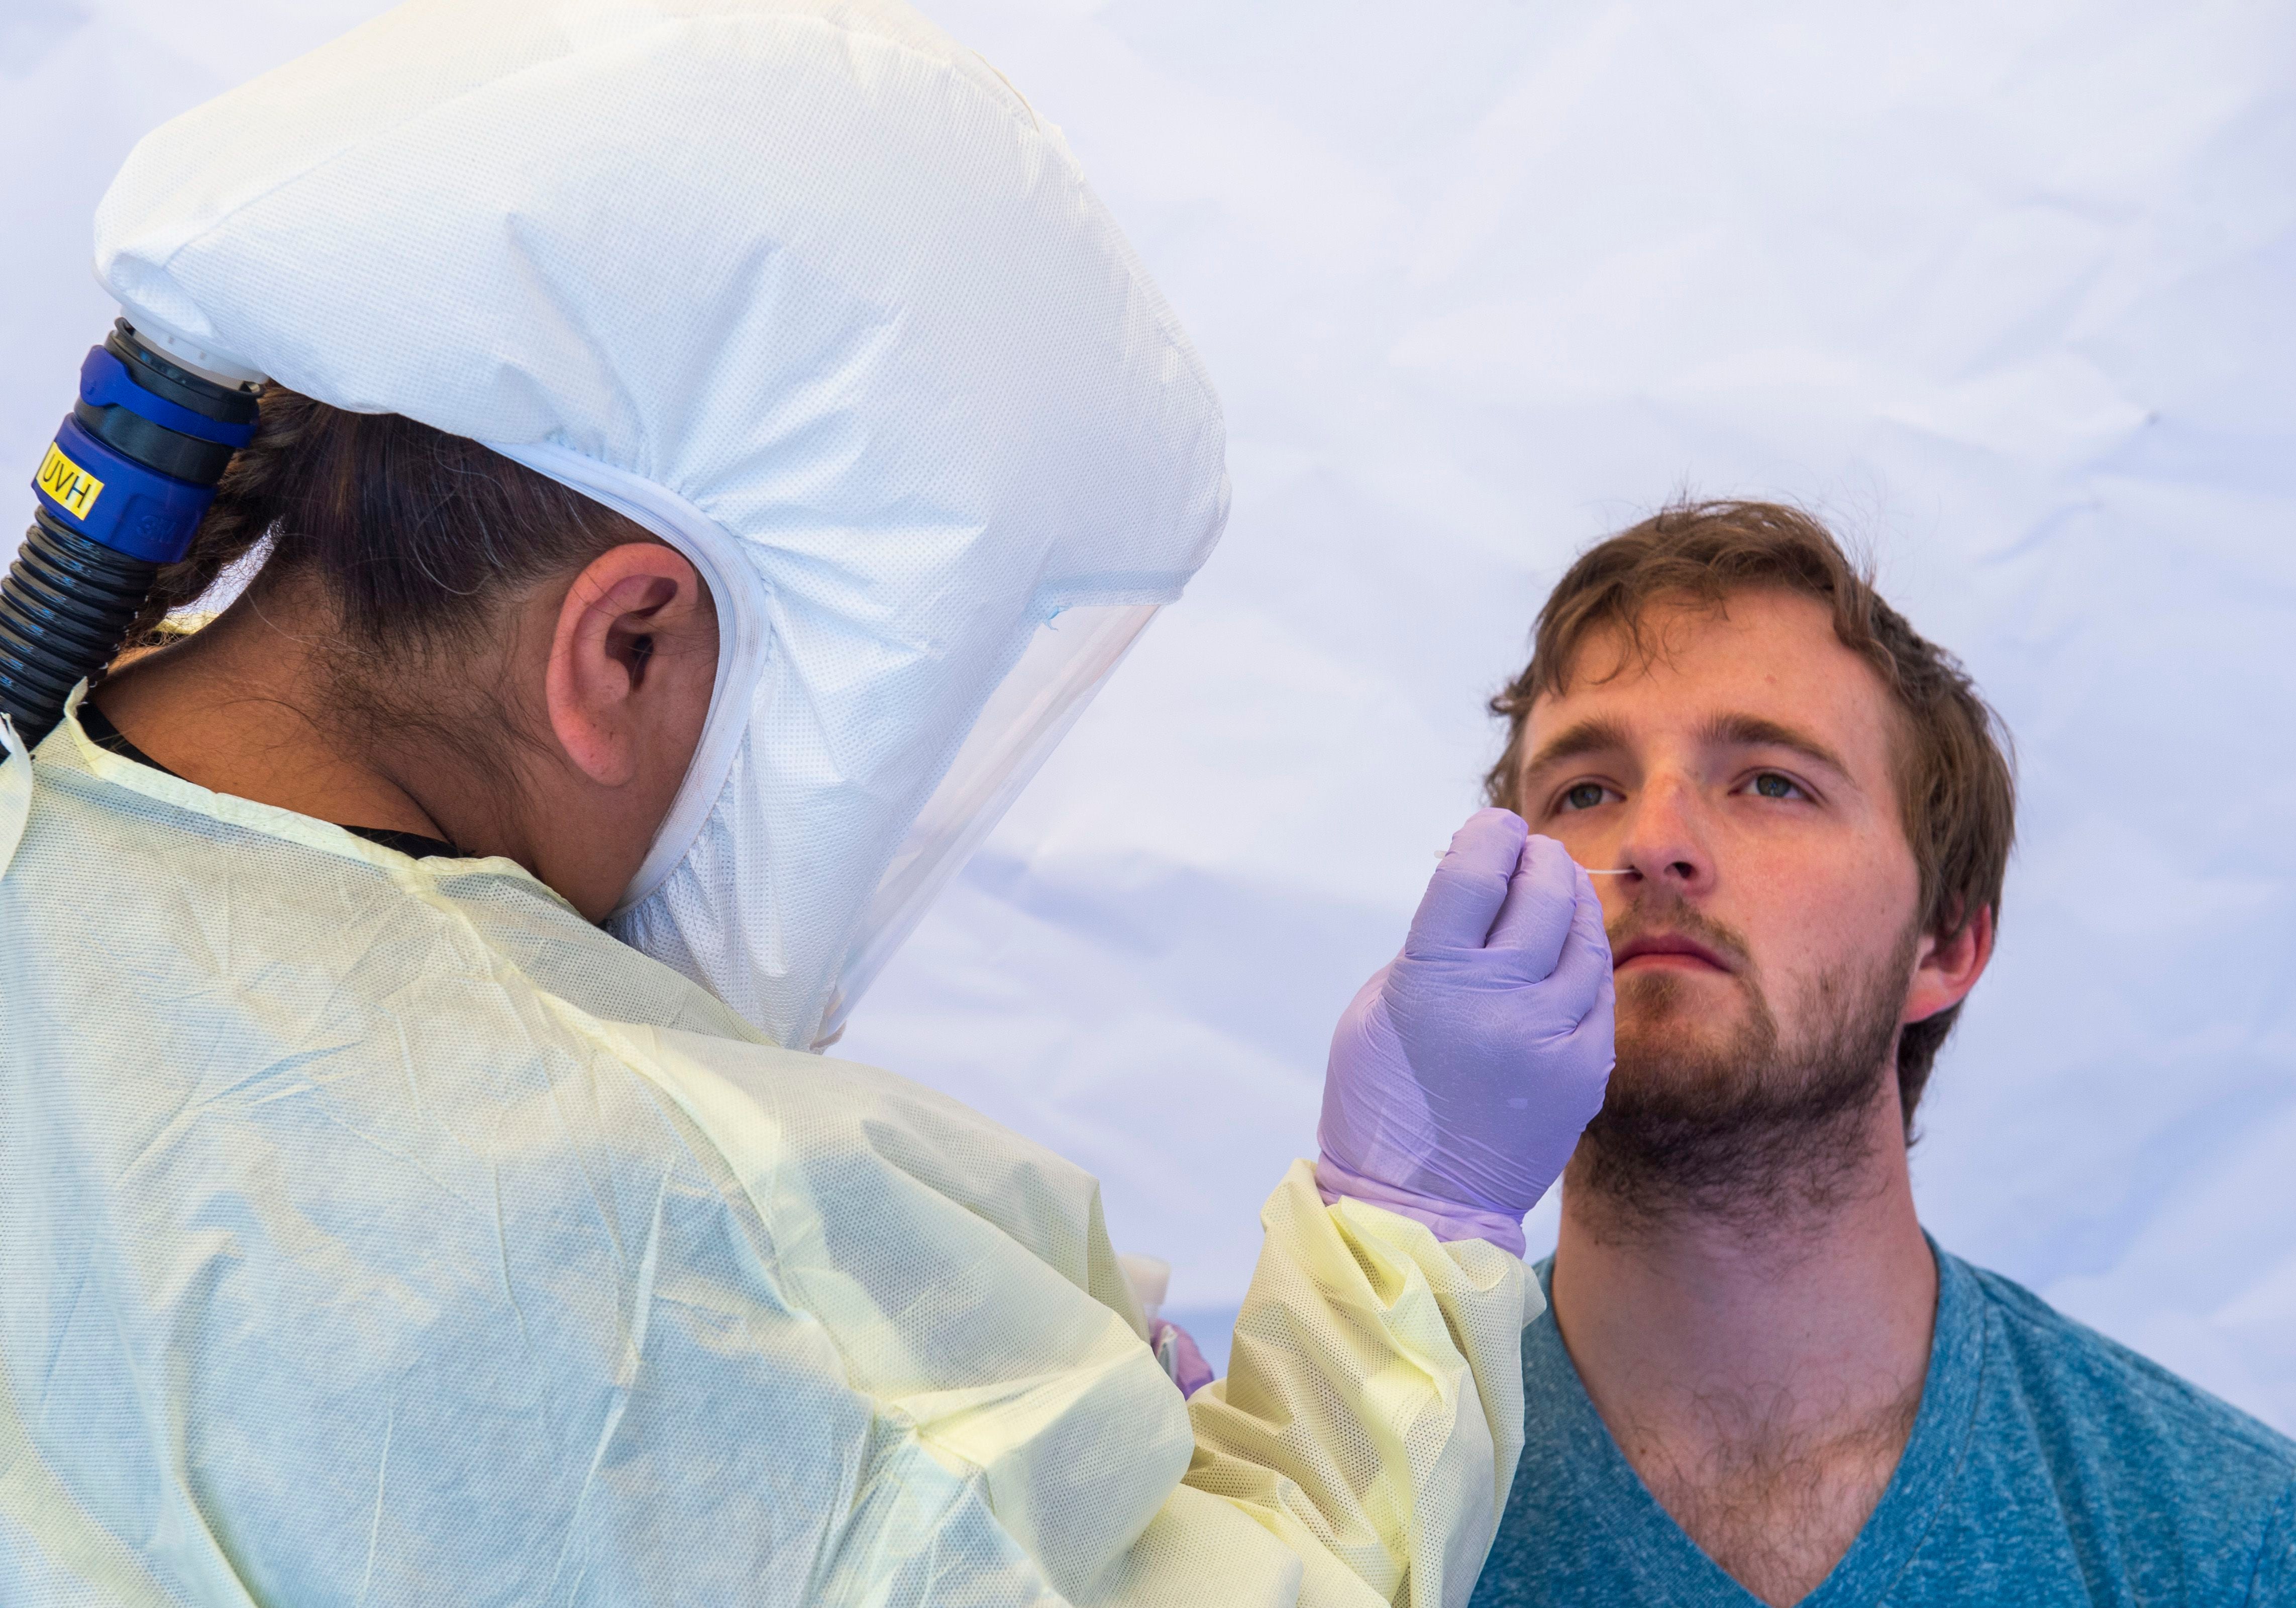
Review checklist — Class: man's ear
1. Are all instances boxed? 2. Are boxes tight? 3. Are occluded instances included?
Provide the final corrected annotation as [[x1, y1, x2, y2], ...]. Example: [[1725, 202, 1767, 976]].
[[1904, 902, 1995, 1026], [544, 542, 710, 786]]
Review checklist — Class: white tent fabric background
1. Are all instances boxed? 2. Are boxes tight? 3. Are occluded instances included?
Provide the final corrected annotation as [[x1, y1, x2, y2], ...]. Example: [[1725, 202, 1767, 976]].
[[6, 2, 2291, 1422]]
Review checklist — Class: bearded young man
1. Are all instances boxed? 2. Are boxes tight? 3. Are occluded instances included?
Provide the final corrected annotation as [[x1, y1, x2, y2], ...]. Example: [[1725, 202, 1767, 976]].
[[1465, 504, 2294, 1607]]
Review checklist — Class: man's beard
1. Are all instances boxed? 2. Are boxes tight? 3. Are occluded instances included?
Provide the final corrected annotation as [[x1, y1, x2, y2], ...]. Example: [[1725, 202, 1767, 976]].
[[1571, 904, 1918, 1235]]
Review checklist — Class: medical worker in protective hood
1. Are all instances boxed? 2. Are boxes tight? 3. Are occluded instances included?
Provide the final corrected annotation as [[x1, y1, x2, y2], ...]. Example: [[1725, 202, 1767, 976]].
[[0, 3, 1614, 1604]]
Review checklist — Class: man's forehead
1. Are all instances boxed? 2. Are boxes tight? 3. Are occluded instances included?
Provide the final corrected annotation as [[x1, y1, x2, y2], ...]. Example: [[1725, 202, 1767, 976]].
[[1522, 589, 1898, 771]]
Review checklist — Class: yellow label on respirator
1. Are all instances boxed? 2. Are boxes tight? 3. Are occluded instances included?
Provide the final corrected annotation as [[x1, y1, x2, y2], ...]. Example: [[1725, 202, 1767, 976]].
[[35, 443, 104, 519]]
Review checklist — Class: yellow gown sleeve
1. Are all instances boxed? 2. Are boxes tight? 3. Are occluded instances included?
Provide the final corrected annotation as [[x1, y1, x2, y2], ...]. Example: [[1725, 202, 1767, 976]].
[[1083, 1163, 1535, 1608]]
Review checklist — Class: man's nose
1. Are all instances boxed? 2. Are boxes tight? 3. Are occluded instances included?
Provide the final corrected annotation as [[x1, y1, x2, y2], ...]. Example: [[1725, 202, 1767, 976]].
[[1612, 777, 1714, 894]]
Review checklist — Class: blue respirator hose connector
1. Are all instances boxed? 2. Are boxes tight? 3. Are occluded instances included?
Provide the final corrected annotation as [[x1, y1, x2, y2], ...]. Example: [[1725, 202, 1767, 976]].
[[0, 322, 261, 748]]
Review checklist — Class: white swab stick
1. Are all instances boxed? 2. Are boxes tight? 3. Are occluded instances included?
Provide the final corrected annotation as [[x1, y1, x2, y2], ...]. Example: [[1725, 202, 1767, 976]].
[[1432, 850, 1633, 874]]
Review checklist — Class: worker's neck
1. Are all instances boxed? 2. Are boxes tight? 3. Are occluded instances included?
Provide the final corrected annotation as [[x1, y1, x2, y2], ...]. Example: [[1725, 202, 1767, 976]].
[[93, 591, 521, 857], [1551, 1072, 1935, 1443]]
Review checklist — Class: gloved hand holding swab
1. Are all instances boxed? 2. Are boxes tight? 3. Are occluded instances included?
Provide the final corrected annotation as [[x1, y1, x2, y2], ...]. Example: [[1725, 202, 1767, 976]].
[[1334, 810, 1618, 1254]]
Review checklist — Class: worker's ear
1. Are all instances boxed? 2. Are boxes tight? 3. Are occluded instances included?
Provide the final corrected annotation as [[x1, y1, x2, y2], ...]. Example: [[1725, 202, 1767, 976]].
[[544, 542, 716, 787], [1903, 902, 1994, 1026]]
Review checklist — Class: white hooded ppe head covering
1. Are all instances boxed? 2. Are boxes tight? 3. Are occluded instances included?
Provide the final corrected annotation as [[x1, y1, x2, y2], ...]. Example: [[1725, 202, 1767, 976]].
[[91, 0, 1228, 1049]]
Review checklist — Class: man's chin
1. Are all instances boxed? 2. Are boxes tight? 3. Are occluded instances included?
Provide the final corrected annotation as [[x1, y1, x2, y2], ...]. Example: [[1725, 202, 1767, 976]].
[[1614, 964, 1742, 1011], [1575, 952, 1908, 1233]]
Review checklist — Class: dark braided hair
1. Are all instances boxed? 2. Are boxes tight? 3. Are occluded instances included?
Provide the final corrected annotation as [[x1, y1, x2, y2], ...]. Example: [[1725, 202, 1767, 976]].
[[126, 388, 316, 644]]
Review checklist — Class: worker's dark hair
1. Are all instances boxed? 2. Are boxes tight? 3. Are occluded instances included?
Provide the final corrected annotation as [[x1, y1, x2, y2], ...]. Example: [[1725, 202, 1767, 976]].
[[1485, 499, 2017, 1126], [126, 386, 648, 658]]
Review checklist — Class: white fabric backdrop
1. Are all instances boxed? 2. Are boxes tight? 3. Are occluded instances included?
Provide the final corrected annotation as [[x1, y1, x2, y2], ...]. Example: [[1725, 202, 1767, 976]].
[[7, 0, 2291, 1423]]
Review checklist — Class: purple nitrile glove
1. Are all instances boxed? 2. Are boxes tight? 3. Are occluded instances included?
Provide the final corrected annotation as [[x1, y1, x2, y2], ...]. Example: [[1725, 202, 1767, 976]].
[[1317, 809, 1615, 1257], [1149, 1317, 1216, 1399]]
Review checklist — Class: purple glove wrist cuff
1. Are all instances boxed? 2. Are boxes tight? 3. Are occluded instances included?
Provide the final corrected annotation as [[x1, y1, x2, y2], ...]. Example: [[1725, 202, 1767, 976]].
[[1147, 1317, 1216, 1399], [1313, 1155, 1528, 1260]]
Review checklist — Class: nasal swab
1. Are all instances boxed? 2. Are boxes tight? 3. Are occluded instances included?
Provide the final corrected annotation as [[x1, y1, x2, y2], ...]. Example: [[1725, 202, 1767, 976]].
[[1432, 848, 1634, 875]]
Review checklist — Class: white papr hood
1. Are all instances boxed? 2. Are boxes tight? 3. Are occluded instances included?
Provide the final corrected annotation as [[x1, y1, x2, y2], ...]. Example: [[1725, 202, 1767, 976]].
[[91, 0, 1229, 1048]]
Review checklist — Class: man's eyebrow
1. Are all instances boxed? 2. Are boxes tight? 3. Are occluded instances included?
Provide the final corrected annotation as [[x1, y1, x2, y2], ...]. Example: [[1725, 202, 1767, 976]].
[[1700, 713, 1853, 779], [1520, 717, 1634, 777]]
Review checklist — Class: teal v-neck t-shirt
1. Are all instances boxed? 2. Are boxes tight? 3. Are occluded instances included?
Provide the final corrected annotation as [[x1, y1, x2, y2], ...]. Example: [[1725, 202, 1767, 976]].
[[1470, 1246, 2295, 1606]]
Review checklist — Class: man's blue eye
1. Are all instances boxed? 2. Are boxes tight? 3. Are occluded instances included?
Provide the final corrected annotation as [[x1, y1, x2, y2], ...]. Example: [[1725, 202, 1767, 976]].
[[1753, 773, 1798, 799], [1562, 782, 1607, 811]]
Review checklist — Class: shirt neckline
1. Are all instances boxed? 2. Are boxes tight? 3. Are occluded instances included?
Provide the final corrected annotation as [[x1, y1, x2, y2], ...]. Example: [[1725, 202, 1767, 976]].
[[1525, 1235, 1988, 1606]]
